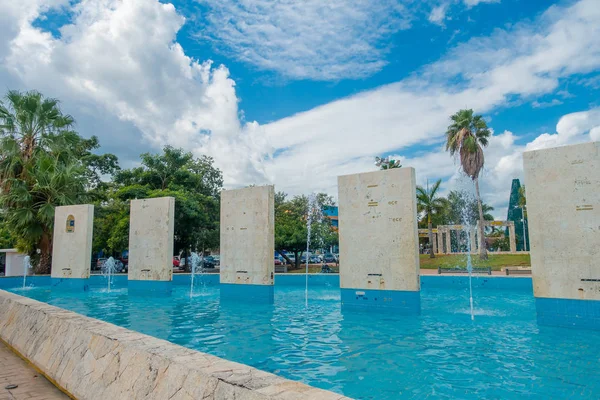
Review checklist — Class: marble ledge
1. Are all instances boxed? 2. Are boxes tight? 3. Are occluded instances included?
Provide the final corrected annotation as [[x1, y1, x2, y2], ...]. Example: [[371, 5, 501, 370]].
[[0, 289, 351, 400]]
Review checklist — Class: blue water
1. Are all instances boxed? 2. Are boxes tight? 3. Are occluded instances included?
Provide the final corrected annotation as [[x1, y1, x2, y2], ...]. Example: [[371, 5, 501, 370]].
[[6, 277, 600, 399]]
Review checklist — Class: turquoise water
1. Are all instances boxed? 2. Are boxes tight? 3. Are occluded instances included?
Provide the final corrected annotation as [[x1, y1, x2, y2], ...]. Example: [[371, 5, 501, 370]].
[[7, 279, 600, 399]]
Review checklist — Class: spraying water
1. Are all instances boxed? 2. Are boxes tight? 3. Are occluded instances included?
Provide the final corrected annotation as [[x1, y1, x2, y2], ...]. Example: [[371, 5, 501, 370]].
[[189, 252, 202, 297], [22, 256, 31, 289], [464, 227, 475, 321], [457, 188, 479, 321], [102, 257, 116, 292], [305, 195, 315, 306]]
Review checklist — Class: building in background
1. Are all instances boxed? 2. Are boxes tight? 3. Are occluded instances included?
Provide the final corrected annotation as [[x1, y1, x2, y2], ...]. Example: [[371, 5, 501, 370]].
[[323, 206, 339, 229], [506, 179, 529, 251]]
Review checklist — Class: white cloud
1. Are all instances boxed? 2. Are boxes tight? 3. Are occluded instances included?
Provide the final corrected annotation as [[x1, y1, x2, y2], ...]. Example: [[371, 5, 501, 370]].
[[1, 0, 270, 185], [197, 0, 413, 80], [532, 99, 563, 108], [258, 0, 600, 198], [0, 0, 598, 216], [526, 107, 600, 151], [429, 4, 449, 25], [464, 0, 500, 8]]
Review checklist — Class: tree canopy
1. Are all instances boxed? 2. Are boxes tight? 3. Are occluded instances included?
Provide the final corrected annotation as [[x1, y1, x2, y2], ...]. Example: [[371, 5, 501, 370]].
[[275, 192, 338, 269], [0, 90, 102, 272]]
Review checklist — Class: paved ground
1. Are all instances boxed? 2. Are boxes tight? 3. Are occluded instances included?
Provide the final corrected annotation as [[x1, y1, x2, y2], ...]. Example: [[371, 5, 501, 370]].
[[0, 342, 68, 400]]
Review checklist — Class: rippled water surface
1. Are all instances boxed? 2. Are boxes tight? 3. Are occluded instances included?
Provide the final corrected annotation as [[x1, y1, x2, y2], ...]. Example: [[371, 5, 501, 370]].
[[9, 283, 600, 399]]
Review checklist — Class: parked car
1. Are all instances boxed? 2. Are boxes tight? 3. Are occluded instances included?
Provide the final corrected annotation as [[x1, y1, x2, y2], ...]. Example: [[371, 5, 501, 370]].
[[212, 255, 220, 266], [202, 256, 217, 269], [274, 258, 282, 266], [95, 258, 107, 271], [323, 253, 337, 263], [114, 260, 127, 273], [173, 257, 180, 268]]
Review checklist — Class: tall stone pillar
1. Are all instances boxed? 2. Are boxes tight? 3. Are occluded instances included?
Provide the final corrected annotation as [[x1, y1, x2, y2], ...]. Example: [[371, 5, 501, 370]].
[[220, 185, 275, 302], [51, 204, 94, 290], [338, 168, 420, 314], [524, 141, 599, 330], [470, 227, 477, 253], [436, 231, 442, 254], [432, 232, 437, 254], [508, 222, 517, 253], [128, 197, 175, 294], [445, 229, 452, 254]]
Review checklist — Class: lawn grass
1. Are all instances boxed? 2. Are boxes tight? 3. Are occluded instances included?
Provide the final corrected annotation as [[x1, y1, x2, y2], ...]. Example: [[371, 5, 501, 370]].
[[280, 254, 530, 273], [419, 253, 530, 271]]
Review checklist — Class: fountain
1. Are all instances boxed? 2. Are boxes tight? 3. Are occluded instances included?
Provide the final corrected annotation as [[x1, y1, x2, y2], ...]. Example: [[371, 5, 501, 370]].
[[189, 252, 202, 297], [304, 194, 322, 306], [464, 227, 475, 321], [304, 193, 323, 306], [22, 255, 31, 289], [102, 257, 117, 292], [459, 190, 478, 321]]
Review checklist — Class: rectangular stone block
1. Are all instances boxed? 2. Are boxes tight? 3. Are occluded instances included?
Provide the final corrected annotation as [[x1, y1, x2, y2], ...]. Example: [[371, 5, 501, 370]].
[[337, 168, 420, 313], [128, 197, 175, 293], [51, 205, 94, 289], [524, 141, 599, 329], [1, 250, 29, 277], [220, 186, 274, 300]]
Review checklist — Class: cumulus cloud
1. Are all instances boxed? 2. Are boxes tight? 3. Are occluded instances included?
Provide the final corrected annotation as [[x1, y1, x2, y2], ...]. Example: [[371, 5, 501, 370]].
[[1, 0, 270, 185], [0, 0, 598, 214], [258, 0, 600, 199], [197, 0, 413, 81]]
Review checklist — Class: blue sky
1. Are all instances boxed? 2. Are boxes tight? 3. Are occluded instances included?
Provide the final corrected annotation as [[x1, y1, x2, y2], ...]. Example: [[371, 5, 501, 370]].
[[1, 0, 599, 218]]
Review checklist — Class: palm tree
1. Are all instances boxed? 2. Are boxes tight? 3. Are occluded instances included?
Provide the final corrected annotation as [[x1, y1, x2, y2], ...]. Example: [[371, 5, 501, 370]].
[[0, 90, 74, 164], [375, 156, 401, 170], [445, 109, 491, 260], [416, 179, 446, 258], [0, 90, 83, 273]]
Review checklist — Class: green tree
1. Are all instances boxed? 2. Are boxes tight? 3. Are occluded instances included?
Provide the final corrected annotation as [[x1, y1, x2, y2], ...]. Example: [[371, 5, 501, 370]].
[[0, 90, 91, 273], [0, 212, 16, 249], [101, 146, 223, 263], [275, 192, 337, 269], [443, 190, 494, 226], [375, 156, 401, 170], [445, 109, 491, 259], [416, 179, 446, 258]]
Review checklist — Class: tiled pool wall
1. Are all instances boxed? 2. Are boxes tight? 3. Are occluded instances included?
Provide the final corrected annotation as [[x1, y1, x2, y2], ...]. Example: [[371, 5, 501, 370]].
[[0, 273, 534, 291]]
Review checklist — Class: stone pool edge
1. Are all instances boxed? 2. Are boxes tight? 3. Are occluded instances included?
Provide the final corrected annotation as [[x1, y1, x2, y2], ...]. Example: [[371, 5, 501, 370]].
[[0, 290, 351, 400]]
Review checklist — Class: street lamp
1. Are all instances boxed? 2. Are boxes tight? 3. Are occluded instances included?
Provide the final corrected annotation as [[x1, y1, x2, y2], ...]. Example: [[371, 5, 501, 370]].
[[514, 205, 527, 251]]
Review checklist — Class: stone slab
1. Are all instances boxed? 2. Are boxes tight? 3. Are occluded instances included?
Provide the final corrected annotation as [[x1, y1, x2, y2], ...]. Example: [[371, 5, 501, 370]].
[[0, 290, 350, 400], [2, 250, 30, 277], [524, 142, 599, 301], [128, 197, 175, 282], [51, 204, 94, 280], [337, 168, 420, 297], [220, 186, 274, 286]]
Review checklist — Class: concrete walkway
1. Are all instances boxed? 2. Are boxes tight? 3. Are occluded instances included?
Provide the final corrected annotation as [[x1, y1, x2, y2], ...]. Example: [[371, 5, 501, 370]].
[[0, 341, 68, 400]]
